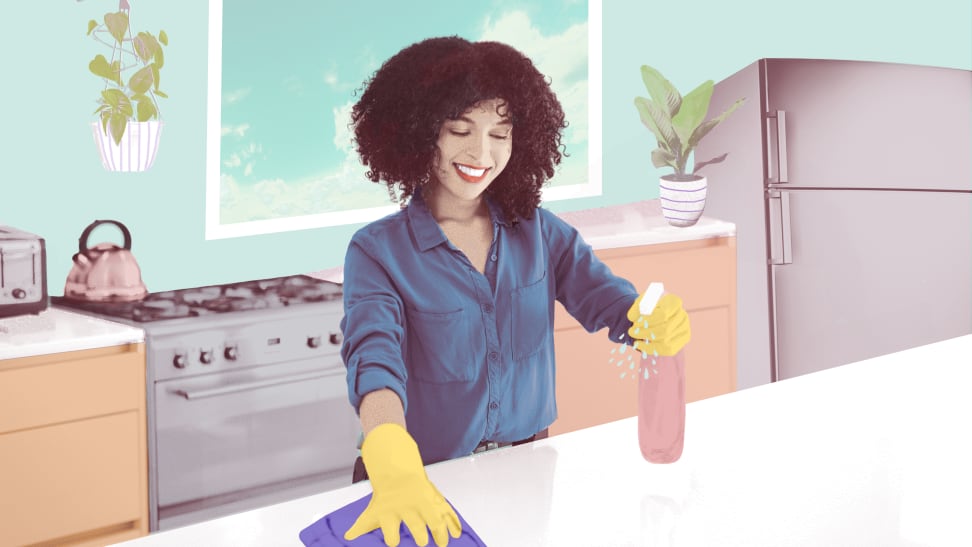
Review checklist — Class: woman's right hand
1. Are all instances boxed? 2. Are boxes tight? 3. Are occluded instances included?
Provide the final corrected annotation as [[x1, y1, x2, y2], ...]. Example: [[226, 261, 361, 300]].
[[344, 423, 462, 547]]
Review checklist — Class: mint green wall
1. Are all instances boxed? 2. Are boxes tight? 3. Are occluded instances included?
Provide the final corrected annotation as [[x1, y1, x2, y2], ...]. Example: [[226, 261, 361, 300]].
[[1, 0, 968, 293]]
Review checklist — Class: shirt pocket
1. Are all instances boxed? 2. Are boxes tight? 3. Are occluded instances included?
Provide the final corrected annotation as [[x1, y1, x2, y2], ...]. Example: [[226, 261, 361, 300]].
[[405, 306, 475, 383], [511, 270, 551, 361]]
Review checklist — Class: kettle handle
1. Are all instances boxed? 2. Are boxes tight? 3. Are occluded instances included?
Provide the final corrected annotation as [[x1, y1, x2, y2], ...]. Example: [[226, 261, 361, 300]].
[[79, 219, 133, 253]]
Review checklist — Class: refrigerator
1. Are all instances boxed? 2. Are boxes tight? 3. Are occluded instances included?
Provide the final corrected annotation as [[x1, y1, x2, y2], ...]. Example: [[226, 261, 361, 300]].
[[695, 58, 971, 387]]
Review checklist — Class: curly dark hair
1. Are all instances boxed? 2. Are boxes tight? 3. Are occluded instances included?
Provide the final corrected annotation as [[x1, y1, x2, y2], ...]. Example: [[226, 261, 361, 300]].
[[350, 36, 568, 223]]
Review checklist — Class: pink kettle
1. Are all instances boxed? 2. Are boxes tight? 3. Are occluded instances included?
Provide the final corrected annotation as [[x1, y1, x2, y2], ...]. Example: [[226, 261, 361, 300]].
[[63, 220, 148, 302]]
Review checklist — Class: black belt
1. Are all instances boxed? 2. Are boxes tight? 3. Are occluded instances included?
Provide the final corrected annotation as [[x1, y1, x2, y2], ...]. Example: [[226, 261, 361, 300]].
[[474, 428, 548, 453]]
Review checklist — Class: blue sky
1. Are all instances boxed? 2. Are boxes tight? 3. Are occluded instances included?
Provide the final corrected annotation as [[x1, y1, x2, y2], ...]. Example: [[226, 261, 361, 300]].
[[219, 0, 589, 223]]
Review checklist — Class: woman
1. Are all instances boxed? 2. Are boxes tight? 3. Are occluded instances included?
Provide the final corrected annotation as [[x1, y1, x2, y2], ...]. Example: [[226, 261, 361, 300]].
[[340, 36, 690, 547]]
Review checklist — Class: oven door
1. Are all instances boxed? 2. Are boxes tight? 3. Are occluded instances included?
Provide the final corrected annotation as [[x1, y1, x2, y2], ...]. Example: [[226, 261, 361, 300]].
[[154, 358, 359, 528]]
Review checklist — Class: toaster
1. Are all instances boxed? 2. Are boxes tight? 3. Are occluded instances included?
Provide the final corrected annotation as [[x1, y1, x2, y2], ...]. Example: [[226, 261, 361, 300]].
[[0, 225, 48, 318]]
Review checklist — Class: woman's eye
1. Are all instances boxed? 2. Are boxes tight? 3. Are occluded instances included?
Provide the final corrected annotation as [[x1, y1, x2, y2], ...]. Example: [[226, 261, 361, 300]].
[[490, 133, 510, 140], [449, 130, 470, 136]]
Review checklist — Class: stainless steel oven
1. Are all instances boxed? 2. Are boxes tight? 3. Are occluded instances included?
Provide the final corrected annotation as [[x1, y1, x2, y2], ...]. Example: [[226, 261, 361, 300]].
[[53, 275, 360, 531]]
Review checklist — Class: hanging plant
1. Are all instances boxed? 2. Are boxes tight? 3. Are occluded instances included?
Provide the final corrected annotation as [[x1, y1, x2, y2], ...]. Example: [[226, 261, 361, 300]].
[[87, 0, 169, 146]]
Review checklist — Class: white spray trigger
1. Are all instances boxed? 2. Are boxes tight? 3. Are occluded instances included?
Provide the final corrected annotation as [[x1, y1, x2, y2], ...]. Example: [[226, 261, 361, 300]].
[[639, 282, 665, 316]]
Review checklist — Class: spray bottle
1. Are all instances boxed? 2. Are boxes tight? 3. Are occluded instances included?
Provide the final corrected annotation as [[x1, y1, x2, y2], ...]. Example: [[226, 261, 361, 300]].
[[636, 282, 686, 463]]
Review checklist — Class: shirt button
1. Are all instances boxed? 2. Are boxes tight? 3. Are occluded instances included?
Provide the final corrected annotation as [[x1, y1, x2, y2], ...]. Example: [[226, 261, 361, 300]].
[[488, 351, 498, 361], [490, 254, 497, 261], [489, 402, 498, 409], [483, 303, 494, 314]]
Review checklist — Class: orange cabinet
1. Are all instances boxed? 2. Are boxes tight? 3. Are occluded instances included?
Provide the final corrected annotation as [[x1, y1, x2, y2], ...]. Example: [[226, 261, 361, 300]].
[[550, 236, 737, 436], [0, 343, 148, 547]]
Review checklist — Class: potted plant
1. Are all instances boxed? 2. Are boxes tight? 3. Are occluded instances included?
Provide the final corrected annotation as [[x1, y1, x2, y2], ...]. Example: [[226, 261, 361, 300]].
[[86, 0, 169, 172], [634, 65, 744, 227]]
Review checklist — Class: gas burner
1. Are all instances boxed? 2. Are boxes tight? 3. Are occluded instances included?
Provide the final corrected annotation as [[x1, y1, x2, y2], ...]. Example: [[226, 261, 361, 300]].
[[52, 274, 341, 322], [133, 300, 192, 322], [181, 287, 223, 304], [201, 295, 282, 313]]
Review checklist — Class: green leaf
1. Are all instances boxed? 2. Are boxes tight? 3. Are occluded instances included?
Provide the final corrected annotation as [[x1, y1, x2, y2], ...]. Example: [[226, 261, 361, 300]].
[[693, 153, 729, 174], [641, 97, 680, 152], [651, 148, 677, 169], [108, 113, 128, 145], [104, 11, 129, 45], [639, 65, 681, 118], [153, 47, 165, 70], [154, 89, 169, 99], [90, 55, 122, 85], [101, 88, 128, 108], [159, 30, 169, 46], [672, 80, 713, 151], [686, 97, 745, 151], [101, 111, 111, 135], [151, 63, 161, 92], [129, 65, 154, 95], [135, 96, 157, 122], [134, 32, 161, 63], [87, 20, 98, 36], [635, 97, 664, 143]]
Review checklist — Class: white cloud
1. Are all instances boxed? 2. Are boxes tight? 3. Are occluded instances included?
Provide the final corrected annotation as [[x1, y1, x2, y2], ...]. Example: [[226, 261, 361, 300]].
[[224, 88, 251, 104], [324, 71, 339, 88], [224, 153, 241, 168], [221, 123, 250, 138]]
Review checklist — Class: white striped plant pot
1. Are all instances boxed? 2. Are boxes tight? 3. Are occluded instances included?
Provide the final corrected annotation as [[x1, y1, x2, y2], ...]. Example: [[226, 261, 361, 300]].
[[659, 174, 707, 227], [91, 120, 164, 172]]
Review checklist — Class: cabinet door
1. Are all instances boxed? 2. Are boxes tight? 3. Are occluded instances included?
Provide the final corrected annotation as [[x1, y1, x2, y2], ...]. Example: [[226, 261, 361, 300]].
[[550, 237, 737, 436], [0, 412, 143, 546]]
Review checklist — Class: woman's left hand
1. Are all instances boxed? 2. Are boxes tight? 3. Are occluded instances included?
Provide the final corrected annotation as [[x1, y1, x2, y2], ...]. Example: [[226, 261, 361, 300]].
[[626, 293, 691, 357]]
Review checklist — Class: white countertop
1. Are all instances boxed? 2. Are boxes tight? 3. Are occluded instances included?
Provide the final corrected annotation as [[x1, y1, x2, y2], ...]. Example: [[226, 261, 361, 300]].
[[111, 334, 972, 547], [0, 307, 144, 360], [555, 199, 736, 249]]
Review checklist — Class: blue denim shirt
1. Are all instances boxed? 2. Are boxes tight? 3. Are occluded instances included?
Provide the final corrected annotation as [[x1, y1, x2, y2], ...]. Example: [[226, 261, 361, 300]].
[[340, 189, 638, 464]]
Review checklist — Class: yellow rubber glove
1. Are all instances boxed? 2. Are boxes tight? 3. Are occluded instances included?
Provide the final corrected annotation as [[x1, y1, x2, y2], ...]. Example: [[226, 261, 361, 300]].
[[344, 423, 462, 547], [626, 292, 691, 356]]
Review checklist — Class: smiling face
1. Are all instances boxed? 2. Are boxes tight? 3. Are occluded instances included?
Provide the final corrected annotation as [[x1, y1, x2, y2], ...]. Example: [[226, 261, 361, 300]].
[[430, 98, 513, 205]]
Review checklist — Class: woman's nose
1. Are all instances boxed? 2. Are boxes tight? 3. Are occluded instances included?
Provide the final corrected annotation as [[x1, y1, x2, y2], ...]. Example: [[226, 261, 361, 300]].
[[464, 133, 490, 162]]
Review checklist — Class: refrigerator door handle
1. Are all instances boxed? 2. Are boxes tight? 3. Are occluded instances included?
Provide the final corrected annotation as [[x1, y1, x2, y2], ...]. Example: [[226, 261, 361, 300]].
[[766, 110, 789, 183], [777, 110, 789, 183], [766, 189, 793, 265]]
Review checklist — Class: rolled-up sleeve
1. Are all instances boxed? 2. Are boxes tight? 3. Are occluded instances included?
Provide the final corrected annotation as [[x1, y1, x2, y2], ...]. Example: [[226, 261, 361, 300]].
[[541, 209, 639, 344], [339, 234, 409, 415]]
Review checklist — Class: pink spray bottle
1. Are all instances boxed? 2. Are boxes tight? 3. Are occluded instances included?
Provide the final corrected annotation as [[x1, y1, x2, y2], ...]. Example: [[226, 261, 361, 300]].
[[636, 282, 686, 463]]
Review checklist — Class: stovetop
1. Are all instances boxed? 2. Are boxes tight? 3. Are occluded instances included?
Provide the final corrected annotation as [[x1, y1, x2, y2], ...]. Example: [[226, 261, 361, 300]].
[[52, 274, 343, 323]]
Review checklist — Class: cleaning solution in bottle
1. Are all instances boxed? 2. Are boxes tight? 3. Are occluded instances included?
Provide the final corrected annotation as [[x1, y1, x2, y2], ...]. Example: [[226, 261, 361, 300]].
[[636, 282, 686, 464]]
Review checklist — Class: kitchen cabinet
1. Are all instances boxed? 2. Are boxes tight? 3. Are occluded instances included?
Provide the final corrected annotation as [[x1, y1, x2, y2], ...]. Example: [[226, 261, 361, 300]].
[[550, 235, 737, 436], [0, 342, 149, 547]]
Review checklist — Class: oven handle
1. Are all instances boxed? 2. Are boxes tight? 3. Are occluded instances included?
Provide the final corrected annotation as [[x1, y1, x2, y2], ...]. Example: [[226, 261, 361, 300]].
[[173, 368, 346, 400]]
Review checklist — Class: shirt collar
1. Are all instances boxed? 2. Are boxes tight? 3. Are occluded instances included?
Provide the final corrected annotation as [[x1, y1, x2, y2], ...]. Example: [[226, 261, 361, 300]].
[[407, 187, 510, 252]]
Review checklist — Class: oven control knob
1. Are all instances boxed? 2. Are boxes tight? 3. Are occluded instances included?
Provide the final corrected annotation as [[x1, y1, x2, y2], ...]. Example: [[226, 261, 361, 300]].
[[200, 350, 213, 365], [224, 346, 238, 361], [12, 288, 26, 299], [173, 353, 188, 369], [307, 336, 322, 348], [329, 332, 343, 346]]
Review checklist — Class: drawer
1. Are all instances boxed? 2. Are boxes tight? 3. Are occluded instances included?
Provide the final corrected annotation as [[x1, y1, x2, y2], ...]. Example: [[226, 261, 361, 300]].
[[0, 412, 143, 546], [555, 237, 735, 329], [0, 345, 144, 433]]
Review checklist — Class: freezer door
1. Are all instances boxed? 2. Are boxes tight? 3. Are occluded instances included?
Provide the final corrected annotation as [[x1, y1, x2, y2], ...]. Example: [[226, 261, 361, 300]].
[[770, 188, 971, 380], [764, 59, 971, 190]]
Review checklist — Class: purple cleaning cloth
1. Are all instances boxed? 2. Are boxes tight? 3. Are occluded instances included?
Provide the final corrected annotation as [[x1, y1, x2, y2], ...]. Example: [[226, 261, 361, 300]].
[[298, 493, 487, 546]]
